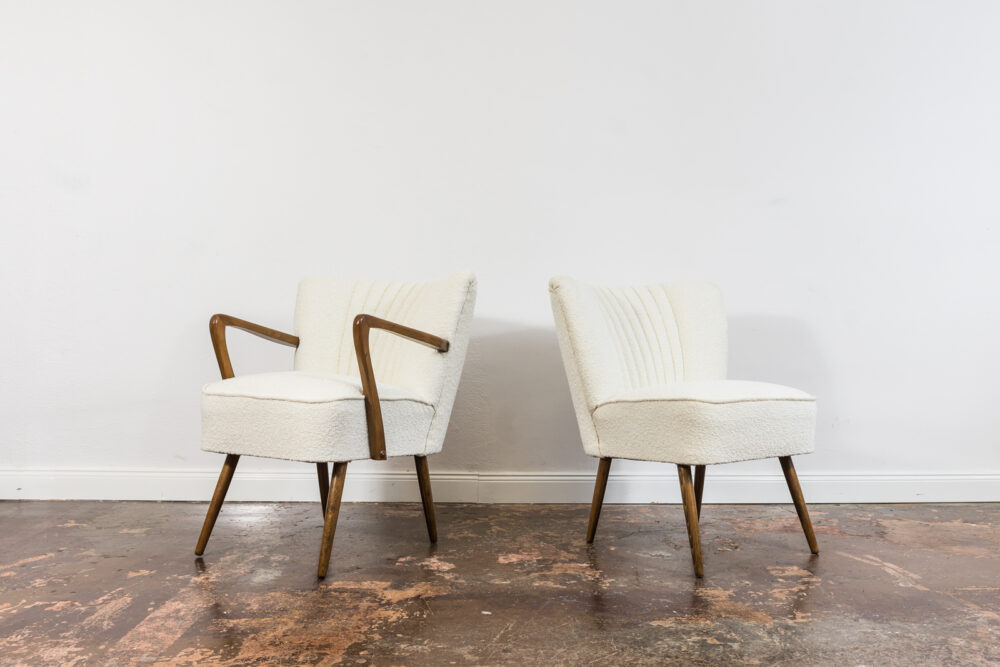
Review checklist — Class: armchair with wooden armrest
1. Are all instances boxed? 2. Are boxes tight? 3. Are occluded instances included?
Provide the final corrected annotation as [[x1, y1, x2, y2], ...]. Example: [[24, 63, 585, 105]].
[[196, 273, 477, 577]]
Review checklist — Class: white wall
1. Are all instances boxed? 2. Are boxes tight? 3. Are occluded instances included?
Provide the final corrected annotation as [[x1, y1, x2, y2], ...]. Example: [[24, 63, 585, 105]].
[[2, 0, 999, 502]]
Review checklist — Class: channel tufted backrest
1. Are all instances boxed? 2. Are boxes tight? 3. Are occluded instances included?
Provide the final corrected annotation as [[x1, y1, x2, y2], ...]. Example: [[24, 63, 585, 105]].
[[550, 276, 727, 426], [294, 272, 477, 451]]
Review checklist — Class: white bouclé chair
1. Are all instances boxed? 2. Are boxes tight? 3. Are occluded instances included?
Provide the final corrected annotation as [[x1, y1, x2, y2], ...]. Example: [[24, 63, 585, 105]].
[[196, 272, 477, 577], [550, 277, 818, 577]]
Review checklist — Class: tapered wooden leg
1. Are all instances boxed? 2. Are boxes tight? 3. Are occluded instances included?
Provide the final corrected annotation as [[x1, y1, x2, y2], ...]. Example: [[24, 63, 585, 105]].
[[779, 456, 819, 554], [414, 456, 438, 543], [194, 454, 240, 555], [316, 462, 330, 515], [694, 465, 706, 519], [317, 461, 348, 578], [587, 457, 612, 543], [677, 464, 704, 577]]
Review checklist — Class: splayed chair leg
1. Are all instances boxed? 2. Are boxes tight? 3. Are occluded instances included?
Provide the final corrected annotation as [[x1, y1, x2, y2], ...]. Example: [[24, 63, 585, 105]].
[[195, 454, 240, 556], [779, 456, 819, 554], [694, 465, 706, 519], [677, 464, 704, 577], [414, 455, 438, 543], [317, 461, 348, 578], [316, 462, 330, 515], [587, 457, 612, 543]]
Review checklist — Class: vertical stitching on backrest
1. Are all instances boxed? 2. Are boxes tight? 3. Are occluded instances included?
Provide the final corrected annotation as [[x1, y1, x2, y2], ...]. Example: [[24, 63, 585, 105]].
[[366, 280, 393, 378], [390, 281, 422, 384], [379, 281, 408, 382], [607, 288, 644, 389], [619, 288, 650, 385], [392, 281, 429, 391], [595, 288, 636, 392], [648, 285, 679, 383], [334, 280, 356, 375], [656, 284, 685, 381], [625, 286, 668, 387], [370, 280, 392, 316], [634, 285, 674, 385], [612, 287, 648, 388], [340, 281, 375, 376]]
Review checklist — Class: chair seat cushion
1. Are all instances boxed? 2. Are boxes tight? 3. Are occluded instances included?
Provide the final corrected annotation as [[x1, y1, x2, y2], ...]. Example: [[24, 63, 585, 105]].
[[591, 380, 816, 465], [201, 371, 435, 462]]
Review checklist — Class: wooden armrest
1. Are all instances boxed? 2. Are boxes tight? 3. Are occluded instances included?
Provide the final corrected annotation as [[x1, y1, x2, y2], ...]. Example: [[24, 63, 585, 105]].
[[352, 314, 449, 460], [209, 314, 299, 379]]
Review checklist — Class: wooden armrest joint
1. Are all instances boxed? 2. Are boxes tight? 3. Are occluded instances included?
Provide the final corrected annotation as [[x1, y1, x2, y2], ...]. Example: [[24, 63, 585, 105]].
[[353, 314, 450, 460], [209, 314, 299, 380]]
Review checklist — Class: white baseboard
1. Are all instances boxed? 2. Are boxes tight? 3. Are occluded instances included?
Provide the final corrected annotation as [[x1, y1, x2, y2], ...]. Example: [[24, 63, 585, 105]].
[[1, 467, 998, 503]]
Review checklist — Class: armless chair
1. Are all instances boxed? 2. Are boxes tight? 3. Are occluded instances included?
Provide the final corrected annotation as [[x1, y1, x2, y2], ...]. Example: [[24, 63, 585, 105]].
[[550, 277, 818, 577], [196, 272, 477, 577]]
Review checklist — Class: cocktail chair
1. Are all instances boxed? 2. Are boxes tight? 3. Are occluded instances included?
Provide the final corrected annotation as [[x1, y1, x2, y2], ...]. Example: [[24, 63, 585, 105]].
[[549, 277, 818, 577], [196, 272, 477, 577]]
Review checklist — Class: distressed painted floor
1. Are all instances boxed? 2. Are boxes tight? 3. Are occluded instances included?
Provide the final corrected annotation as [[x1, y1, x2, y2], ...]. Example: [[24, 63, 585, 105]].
[[0, 502, 998, 665]]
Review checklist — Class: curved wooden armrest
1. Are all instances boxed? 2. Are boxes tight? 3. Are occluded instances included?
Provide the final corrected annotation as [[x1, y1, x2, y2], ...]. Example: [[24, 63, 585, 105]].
[[353, 314, 449, 460], [209, 314, 299, 379]]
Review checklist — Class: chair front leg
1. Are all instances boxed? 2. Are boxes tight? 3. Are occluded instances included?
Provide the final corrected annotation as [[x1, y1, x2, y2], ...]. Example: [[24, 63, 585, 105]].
[[779, 456, 819, 554], [414, 456, 437, 543], [195, 454, 240, 555], [587, 457, 613, 543], [677, 464, 704, 577], [317, 461, 348, 578]]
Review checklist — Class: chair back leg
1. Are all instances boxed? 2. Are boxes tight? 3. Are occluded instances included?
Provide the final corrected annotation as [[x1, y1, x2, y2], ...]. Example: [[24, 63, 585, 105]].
[[414, 456, 438, 543], [677, 464, 705, 577], [779, 456, 819, 554], [693, 465, 706, 519], [316, 462, 330, 515], [195, 454, 240, 555], [587, 457, 613, 543], [317, 461, 349, 578]]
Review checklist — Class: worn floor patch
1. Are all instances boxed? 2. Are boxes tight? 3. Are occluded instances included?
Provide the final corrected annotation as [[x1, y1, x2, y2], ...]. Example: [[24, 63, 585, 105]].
[[0, 501, 998, 665]]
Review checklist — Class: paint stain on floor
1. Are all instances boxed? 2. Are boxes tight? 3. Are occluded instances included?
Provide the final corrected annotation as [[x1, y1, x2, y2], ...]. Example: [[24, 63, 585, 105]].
[[0, 502, 998, 665]]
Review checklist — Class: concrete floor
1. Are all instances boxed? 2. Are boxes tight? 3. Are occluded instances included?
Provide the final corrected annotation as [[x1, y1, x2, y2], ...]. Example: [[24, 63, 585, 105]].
[[0, 501, 998, 665]]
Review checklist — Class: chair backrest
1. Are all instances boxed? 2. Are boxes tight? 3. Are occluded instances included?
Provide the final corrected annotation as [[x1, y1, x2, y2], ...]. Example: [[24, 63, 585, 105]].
[[550, 277, 727, 453], [294, 272, 477, 451]]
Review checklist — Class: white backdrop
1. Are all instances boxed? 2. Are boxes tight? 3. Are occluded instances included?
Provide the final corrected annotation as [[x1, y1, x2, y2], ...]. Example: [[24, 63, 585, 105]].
[[2, 1, 998, 502]]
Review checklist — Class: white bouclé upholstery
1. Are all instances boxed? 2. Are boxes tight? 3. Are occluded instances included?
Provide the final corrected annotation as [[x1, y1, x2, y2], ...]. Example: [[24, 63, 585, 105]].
[[550, 277, 816, 465], [202, 372, 435, 462], [202, 272, 477, 463]]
